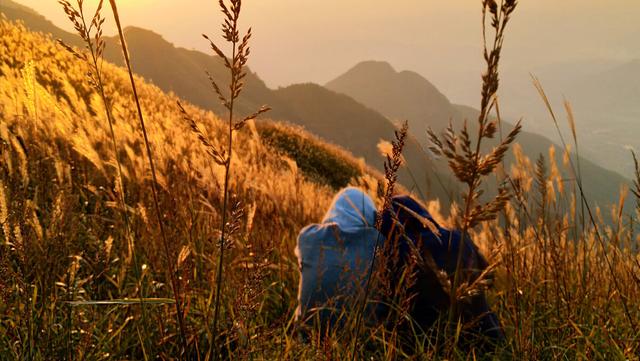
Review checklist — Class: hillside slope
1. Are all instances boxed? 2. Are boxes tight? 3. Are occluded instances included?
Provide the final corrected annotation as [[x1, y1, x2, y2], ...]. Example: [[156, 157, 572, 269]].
[[1, 1, 460, 204], [0, 18, 393, 356], [101, 26, 284, 119], [0, 17, 375, 259]]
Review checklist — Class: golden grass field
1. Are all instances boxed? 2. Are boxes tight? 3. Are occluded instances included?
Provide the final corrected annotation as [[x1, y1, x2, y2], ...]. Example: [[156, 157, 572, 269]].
[[1, 2, 639, 359]]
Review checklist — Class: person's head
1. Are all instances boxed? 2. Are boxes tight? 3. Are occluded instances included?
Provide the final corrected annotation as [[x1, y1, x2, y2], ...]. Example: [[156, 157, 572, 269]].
[[321, 186, 377, 231]]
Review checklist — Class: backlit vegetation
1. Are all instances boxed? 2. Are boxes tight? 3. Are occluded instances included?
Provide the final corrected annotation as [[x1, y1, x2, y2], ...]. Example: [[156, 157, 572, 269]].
[[0, 0, 639, 359]]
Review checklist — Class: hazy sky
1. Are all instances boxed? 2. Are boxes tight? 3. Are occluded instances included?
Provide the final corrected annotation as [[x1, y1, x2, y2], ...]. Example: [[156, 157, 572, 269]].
[[12, 0, 640, 104]]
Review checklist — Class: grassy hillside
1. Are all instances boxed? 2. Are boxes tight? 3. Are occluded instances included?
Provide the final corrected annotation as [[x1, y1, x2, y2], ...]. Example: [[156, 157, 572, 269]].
[[2, 1, 635, 205], [1, 1, 460, 206], [0, 18, 384, 358], [1, 9, 639, 361]]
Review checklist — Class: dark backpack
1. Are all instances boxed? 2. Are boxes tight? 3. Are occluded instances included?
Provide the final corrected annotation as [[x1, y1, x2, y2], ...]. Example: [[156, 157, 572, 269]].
[[379, 195, 504, 347]]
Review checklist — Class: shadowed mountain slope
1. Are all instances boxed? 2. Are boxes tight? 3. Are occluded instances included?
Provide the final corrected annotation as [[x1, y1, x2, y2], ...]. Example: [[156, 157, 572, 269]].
[[327, 61, 632, 209], [1, 0, 82, 47], [273, 83, 457, 200]]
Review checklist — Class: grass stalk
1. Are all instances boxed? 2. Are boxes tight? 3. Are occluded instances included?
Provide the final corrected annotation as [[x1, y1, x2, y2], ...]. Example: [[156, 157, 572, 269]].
[[106, 0, 189, 355], [177, 1, 270, 357], [57, 2, 152, 356], [209, 22, 240, 358], [350, 121, 408, 360], [563, 101, 588, 297], [427, 1, 520, 342]]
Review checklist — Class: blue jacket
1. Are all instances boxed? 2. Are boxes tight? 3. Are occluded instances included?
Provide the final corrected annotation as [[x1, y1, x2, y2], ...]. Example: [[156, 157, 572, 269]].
[[380, 195, 488, 278], [295, 187, 380, 327], [295, 189, 502, 344]]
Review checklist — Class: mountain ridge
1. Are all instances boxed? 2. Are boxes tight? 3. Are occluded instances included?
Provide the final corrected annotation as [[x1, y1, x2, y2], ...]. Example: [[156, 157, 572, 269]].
[[326, 60, 453, 134], [326, 60, 633, 209], [2, 0, 631, 209]]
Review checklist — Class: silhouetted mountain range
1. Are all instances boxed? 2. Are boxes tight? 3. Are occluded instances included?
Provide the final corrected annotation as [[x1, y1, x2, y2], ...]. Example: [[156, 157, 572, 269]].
[[2, 0, 632, 209], [2, 0, 459, 203], [326, 60, 633, 209]]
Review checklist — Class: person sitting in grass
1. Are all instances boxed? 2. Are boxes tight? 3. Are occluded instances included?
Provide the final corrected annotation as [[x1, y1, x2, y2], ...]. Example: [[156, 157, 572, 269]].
[[295, 187, 380, 331], [295, 187, 503, 348]]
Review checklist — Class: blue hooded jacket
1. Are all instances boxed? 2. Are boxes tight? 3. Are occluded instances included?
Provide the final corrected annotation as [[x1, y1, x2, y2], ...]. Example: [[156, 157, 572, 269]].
[[295, 187, 380, 326], [295, 189, 502, 345]]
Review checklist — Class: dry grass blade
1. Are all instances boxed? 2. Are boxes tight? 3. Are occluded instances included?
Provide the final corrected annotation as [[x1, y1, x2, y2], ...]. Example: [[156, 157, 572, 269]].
[[351, 120, 408, 360], [107, 0, 189, 355], [631, 151, 640, 214], [427, 1, 521, 343], [68, 298, 176, 306], [532, 75, 562, 142], [564, 100, 577, 145], [205, 70, 230, 109], [190, 1, 270, 359], [235, 105, 271, 130]]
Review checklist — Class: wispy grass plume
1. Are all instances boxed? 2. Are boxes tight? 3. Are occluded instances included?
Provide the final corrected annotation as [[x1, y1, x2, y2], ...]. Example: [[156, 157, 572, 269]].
[[350, 120, 409, 360], [178, 0, 270, 358], [106, 0, 189, 355], [427, 0, 520, 335]]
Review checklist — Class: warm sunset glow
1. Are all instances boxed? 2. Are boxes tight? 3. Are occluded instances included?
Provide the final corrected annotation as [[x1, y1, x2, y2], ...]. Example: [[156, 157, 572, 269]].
[[2, 0, 639, 358], [14, 0, 640, 92]]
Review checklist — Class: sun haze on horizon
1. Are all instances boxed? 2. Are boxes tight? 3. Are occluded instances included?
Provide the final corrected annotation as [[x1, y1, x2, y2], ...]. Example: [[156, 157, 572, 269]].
[[12, 0, 640, 102]]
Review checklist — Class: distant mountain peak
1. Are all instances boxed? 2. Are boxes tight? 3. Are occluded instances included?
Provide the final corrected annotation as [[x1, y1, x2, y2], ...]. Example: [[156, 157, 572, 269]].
[[326, 60, 454, 131], [121, 26, 167, 41], [3, 0, 39, 15], [345, 60, 397, 75]]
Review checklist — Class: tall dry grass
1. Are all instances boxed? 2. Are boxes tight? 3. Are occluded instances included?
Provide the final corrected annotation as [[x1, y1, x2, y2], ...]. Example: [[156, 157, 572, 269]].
[[0, 0, 639, 359], [0, 16, 337, 359], [427, 2, 521, 340], [177, 1, 271, 357], [57, 0, 154, 356]]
